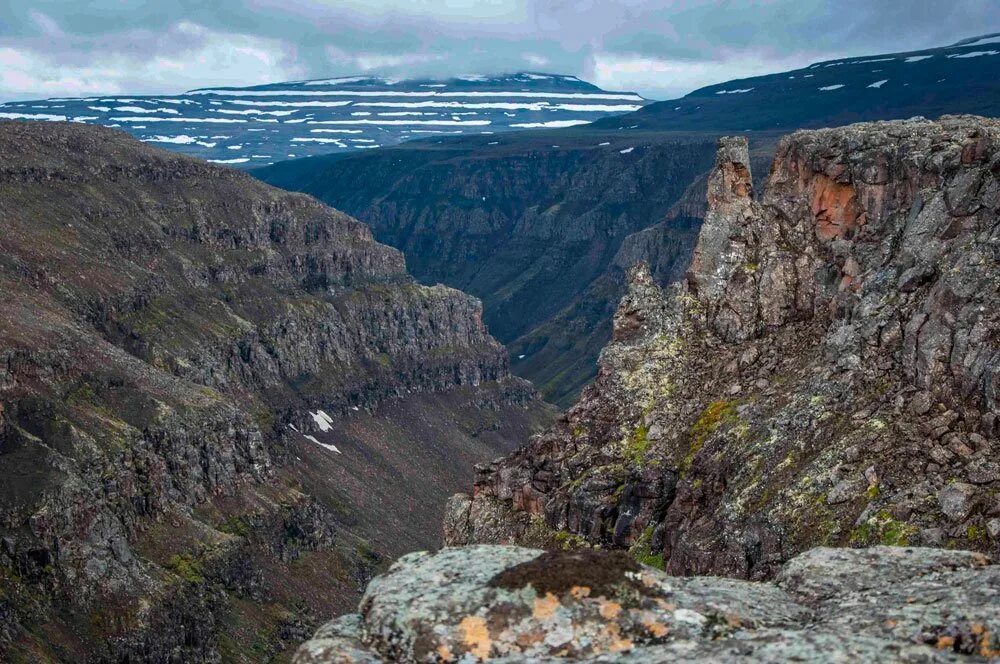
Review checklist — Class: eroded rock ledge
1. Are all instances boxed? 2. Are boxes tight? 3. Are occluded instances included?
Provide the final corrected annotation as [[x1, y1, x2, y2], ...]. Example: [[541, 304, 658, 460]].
[[295, 544, 1000, 662]]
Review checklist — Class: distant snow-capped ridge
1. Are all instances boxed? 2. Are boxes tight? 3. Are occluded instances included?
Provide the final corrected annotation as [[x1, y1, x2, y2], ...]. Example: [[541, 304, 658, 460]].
[[0, 72, 649, 166]]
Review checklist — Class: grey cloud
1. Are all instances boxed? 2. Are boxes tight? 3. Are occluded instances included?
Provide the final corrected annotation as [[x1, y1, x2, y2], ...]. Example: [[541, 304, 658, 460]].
[[1, 0, 998, 102]]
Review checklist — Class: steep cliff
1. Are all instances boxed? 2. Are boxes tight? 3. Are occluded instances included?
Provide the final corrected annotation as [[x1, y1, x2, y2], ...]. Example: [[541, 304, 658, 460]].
[[256, 132, 729, 406], [0, 120, 551, 662], [446, 116, 1000, 579]]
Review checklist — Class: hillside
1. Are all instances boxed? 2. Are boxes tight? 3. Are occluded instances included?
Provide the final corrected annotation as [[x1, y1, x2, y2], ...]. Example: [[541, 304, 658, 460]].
[[0, 120, 552, 663], [0, 73, 648, 165], [595, 34, 1000, 132]]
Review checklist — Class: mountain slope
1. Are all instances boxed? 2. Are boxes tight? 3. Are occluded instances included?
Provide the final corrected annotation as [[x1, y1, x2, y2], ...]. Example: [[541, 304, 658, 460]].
[[0, 120, 552, 662], [595, 35, 1000, 132], [446, 116, 1000, 579], [0, 73, 648, 166]]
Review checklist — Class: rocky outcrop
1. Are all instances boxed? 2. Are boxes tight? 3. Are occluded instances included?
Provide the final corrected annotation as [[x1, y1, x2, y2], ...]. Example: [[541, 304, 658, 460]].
[[294, 544, 1000, 662], [0, 121, 551, 662], [446, 116, 1000, 577]]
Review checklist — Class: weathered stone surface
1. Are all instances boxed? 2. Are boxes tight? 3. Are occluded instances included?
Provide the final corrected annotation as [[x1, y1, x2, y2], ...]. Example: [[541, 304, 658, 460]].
[[295, 544, 1000, 662], [446, 116, 1000, 576]]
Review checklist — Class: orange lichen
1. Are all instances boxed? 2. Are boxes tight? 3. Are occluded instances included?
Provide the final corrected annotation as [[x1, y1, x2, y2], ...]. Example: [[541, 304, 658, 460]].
[[458, 616, 492, 659], [436, 643, 454, 661], [599, 600, 623, 620], [640, 613, 670, 638], [605, 623, 634, 652], [569, 585, 591, 600], [936, 635, 955, 649], [533, 593, 561, 620]]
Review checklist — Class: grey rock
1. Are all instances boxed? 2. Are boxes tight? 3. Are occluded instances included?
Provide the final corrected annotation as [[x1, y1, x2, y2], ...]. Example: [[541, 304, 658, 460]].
[[296, 545, 1000, 663], [938, 483, 978, 522]]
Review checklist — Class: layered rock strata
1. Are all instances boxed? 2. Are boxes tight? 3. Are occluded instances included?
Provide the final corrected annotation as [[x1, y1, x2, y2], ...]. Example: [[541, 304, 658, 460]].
[[0, 121, 550, 662]]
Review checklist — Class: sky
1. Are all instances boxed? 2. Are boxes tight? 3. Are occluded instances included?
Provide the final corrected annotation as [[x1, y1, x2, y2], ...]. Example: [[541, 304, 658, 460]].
[[1, 1, 999, 102]]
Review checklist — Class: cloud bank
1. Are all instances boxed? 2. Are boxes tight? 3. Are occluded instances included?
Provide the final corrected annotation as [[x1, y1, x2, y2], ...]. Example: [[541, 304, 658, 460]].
[[1, 0, 998, 101]]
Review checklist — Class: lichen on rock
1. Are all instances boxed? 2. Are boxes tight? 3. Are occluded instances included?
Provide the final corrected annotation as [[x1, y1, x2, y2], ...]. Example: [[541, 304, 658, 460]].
[[295, 544, 1000, 662]]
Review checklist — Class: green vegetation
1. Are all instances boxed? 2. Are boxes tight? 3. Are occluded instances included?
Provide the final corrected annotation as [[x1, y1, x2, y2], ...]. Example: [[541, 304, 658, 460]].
[[166, 553, 205, 584], [629, 526, 665, 570], [967, 525, 988, 543], [849, 510, 917, 547], [682, 399, 738, 473], [218, 515, 253, 538], [625, 422, 650, 466], [553, 530, 589, 550]]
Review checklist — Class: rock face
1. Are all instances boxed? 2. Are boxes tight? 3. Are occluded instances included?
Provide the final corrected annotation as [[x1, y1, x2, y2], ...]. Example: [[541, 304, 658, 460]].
[[0, 120, 551, 662], [446, 116, 1000, 577], [295, 544, 1000, 662]]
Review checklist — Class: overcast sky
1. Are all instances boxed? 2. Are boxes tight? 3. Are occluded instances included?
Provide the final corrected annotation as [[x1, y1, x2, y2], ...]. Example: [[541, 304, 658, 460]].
[[2, 1, 998, 102]]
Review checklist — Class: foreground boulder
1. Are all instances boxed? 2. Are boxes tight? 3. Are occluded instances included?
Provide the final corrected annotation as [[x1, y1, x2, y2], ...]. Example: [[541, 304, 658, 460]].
[[295, 544, 1000, 662]]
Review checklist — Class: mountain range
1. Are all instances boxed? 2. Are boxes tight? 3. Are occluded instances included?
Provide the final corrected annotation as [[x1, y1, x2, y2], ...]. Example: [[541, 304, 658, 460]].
[[596, 33, 1000, 132], [0, 74, 647, 166]]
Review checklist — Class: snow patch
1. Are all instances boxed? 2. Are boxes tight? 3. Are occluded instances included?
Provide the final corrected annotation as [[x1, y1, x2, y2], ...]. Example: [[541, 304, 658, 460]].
[[509, 120, 590, 128], [946, 50, 999, 59]]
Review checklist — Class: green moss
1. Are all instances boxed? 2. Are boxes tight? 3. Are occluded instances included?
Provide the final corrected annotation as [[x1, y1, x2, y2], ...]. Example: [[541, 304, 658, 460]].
[[866, 484, 881, 499], [967, 525, 988, 542], [682, 399, 738, 473], [553, 530, 589, 550], [626, 422, 650, 466], [166, 553, 205, 584], [628, 526, 665, 570], [849, 510, 916, 547], [218, 515, 253, 538]]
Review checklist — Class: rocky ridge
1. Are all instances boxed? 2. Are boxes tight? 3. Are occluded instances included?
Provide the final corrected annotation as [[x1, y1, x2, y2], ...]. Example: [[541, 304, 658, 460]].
[[445, 115, 1000, 576], [0, 120, 550, 662], [294, 544, 1000, 662]]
